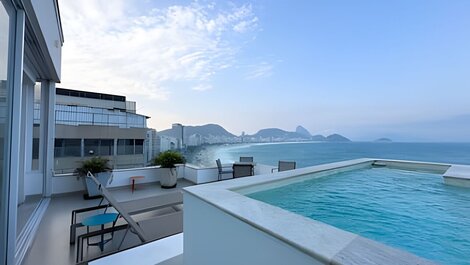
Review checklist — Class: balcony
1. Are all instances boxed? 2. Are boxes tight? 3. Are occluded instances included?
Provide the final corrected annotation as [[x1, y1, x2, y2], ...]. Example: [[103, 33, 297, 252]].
[[21, 162, 276, 265]]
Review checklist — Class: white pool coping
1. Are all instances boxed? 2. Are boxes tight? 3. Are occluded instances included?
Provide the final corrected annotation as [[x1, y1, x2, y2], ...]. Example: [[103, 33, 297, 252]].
[[183, 158, 461, 265]]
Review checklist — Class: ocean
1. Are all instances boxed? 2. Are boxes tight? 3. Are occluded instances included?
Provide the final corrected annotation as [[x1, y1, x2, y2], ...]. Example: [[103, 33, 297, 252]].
[[186, 142, 470, 168]]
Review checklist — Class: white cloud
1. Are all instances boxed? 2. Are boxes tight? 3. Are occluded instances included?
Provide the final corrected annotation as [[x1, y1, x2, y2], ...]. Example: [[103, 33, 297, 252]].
[[233, 16, 258, 33], [246, 61, 274, 79], [59, 1, 258, 99], [192, 84, 212, 91]]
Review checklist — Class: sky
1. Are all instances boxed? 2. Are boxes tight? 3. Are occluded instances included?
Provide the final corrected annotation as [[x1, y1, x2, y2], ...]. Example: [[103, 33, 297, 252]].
[[58, 0, 470, 142]]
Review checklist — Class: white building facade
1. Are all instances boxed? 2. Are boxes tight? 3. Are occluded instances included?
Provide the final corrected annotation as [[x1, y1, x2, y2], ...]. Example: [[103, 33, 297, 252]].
[[51, 88, 150, 173]]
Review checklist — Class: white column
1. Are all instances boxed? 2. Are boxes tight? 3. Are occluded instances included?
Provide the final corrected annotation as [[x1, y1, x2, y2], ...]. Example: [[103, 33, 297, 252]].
[[42, 81, 55, 197]]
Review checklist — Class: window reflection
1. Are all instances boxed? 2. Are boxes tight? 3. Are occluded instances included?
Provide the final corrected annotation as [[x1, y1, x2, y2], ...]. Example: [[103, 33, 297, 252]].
[[1, 0, 11, 187], [31, 83, 41, 170], [0, 0, 11, 260]]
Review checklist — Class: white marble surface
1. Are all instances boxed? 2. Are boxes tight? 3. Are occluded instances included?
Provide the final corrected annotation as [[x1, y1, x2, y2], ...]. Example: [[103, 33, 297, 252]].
[[184, 158, 442, 265], [443, 164, 470, 180]]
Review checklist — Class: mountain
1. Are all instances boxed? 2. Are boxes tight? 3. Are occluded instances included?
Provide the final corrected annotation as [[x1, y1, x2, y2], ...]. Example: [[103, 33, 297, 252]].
[[375, 138, 392, 142], [295, 125, 311, 138], [184, 124, 236, 137], [326, 134, 351, 142], [250, 128, 306, 139], [311, 134, 327, 141], [158, 123, 352, 144], [159, 124, 236, 138]]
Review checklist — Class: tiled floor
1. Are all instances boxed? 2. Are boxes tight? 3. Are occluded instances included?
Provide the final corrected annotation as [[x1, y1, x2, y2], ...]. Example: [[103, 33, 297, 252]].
[[22, 179, 193, 265]]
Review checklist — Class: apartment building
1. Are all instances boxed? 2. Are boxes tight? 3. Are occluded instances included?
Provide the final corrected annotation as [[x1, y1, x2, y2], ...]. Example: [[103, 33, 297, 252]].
[[51, 88, 150, 173]]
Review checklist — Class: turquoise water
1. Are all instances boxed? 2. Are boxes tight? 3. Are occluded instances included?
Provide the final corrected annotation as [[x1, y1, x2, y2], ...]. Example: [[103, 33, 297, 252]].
[[248, 167, 470, 264], [208, 142, 470, 167]]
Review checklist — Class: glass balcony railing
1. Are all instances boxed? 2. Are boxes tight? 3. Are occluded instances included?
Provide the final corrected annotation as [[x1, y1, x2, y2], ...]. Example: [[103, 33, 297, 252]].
[[34, 103, 147, 128]]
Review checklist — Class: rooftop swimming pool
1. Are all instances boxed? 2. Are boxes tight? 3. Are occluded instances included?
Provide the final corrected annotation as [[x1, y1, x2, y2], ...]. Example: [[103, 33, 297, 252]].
[[248, 167, 470, 265]]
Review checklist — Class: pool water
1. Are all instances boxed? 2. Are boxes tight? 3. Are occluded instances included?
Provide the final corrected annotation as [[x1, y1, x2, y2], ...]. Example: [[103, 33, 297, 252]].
[[248, 167, 470, 264]]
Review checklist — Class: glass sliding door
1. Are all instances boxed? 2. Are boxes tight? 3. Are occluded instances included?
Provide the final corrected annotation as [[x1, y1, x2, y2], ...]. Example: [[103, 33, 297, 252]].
[[16, 78, 42, 237], [0, 0, 15, 263]]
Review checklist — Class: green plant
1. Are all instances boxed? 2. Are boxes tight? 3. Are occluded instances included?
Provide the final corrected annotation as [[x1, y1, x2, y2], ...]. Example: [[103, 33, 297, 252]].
[[75, 156, 111, 176], [152, 151, 186, 168]]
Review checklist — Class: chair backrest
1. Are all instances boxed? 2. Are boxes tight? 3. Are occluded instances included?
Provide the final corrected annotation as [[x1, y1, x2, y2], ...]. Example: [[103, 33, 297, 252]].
[[216, 159, 223, 173], [86, 172, 148, 242], [278, 161, 296, 172], [239, 156, 254, 163], [233, 164, 253, 178]]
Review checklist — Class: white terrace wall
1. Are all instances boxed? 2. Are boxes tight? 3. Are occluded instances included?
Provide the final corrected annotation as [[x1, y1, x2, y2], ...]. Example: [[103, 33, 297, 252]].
[[49, 163, 275, 195], [51, 166, 185, 195]]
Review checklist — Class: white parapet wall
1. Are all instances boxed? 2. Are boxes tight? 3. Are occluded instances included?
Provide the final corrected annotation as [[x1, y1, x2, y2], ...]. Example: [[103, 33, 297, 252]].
[[50, 163, 276, 195], [51, 165, 185, 194]]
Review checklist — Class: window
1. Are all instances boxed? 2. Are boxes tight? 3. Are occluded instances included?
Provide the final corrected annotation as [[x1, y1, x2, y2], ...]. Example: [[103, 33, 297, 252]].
[[54, 139, 82, 157], [84, 139, 114, 156], [84, 139, 99, 156], [32, 138, 39, 160], [117, 139, 134, 155], [0, 1, 13, 262], [98, 139, 114, 156], [135, 139, 144, 154], [117, 139, 145, 155], [31, 84, 41, 170]]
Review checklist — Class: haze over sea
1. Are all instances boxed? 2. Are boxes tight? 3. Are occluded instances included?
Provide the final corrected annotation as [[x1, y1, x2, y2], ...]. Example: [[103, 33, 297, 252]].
[[187, 142, 470, 168]]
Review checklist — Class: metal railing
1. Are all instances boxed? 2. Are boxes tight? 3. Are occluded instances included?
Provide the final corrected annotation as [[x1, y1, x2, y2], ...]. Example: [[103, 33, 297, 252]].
[[33, 104, 147, 128], [54, 109, 146, 128]]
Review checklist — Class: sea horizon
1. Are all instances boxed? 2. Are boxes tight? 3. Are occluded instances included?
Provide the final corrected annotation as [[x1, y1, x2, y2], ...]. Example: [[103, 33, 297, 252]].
[[186, 141, 470, 168]]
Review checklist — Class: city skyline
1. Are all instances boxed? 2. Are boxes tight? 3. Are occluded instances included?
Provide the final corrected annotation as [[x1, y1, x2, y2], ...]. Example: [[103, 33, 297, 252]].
[[58, 0, 470, 141]]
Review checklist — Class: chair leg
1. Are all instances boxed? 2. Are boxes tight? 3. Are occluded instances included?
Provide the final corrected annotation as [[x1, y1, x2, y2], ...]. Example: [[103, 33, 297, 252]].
[[118, 226, 130, 250], [80, 236, 84, 263], [100, 224, 105, 251], [70, 224, 76, 244], [76, 236, 80, 263]]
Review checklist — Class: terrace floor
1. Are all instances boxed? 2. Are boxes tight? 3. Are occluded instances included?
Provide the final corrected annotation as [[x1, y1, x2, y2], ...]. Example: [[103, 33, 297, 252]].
[[22, 179, 194, 265]]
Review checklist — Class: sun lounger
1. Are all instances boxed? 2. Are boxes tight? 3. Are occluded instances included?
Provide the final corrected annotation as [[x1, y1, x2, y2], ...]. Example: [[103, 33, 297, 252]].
[[73, 172, 183, 262], [70, 187, 183, 244]]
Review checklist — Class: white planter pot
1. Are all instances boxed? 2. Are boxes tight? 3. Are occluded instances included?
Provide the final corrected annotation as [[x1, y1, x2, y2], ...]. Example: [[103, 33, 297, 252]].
[[160, 167, 178, 189], [84, 172, 111, 197]]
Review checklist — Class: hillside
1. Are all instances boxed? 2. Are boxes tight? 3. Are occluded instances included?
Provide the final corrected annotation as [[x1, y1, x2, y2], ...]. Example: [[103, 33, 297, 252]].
[[184, 124, 236, 137], [311, 134, 327, 141], [295, 125, 311, 138], [250, 128, 308, 139], [159, 124, 236, 138], [326, 134, 351, 142], [158, 123, 352, 143], [375, 138, 392, 142]]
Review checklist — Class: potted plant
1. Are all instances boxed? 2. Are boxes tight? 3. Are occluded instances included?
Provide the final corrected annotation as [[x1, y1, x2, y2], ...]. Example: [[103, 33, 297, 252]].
[[152, 151, 185, 189], [75, 156, 112, 199]]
